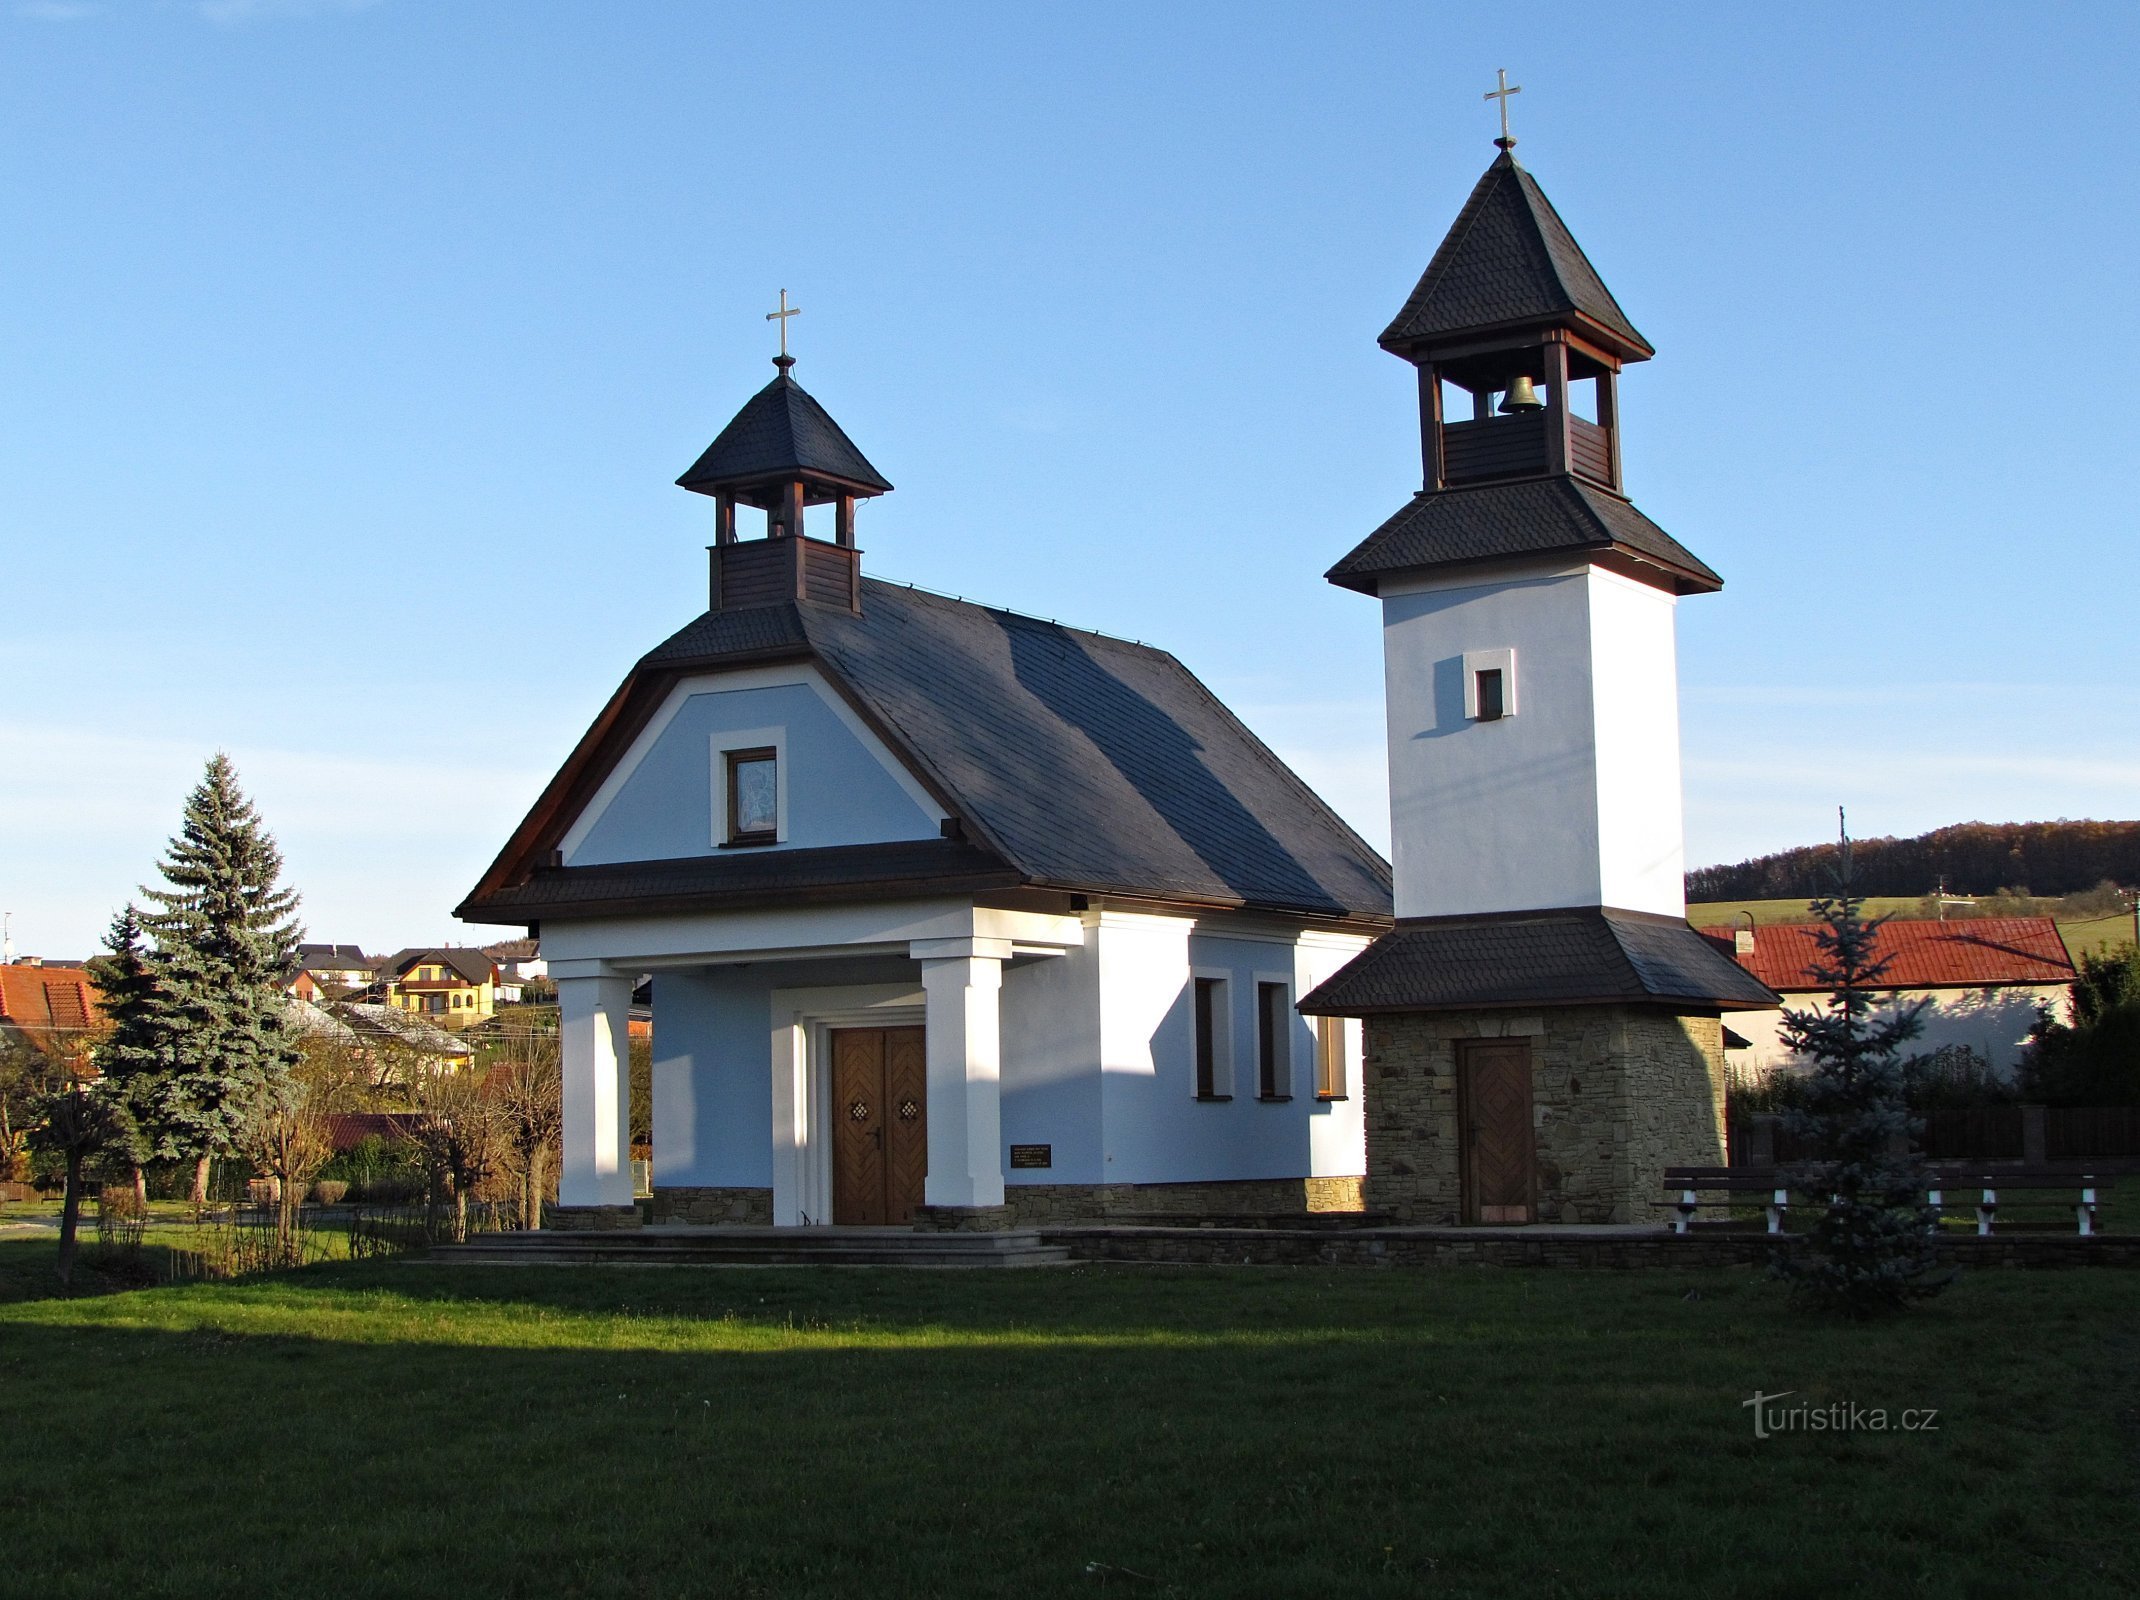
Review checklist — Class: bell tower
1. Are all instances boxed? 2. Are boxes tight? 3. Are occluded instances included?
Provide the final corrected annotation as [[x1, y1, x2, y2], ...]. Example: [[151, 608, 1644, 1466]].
[[1326, 140, 1733, 923], [1302, 107, 1778, 1226], [678, 307, 893, 617], [1303, 111, 1775, 1228]]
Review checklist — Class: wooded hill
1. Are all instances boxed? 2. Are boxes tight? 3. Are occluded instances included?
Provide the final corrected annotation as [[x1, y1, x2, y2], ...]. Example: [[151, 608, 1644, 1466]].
[[1687, 821, 2140, 903]]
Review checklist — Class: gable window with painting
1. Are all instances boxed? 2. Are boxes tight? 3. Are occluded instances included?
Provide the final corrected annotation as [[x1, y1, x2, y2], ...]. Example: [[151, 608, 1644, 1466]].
[[724, 746, 778, 846]]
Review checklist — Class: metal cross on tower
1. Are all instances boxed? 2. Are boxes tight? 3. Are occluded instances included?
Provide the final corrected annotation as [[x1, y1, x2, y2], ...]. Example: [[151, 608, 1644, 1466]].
[[766, 288, 802, 361], [1484, 68, 1522, 150]]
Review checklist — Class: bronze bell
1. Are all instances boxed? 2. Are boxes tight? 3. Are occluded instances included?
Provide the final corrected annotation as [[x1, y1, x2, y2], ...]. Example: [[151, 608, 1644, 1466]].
[[1499, 374, 1544, 413]]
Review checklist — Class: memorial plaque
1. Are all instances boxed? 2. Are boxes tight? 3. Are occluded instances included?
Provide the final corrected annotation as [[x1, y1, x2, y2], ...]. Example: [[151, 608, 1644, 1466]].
[[1009, 1144, 1052, 1169]]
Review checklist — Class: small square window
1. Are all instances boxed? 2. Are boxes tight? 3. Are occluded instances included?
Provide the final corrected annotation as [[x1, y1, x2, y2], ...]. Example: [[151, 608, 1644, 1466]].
[[725, 747, 779, 844], [1462, 647, 1517, 721]]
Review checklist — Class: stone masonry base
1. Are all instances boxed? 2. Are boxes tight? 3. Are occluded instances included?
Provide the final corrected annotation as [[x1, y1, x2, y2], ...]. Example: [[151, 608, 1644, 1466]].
[[546, 1204, 644, 1232], [1003, 1176, 1365, 1226], [910, 1204, 1014, 1232], [1365, 1006, 1726, 1226], [648, 1186, 775, 1226]]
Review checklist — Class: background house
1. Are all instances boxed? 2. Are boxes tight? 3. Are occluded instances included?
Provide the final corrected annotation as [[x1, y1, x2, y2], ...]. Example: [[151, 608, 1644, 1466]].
[[1716, 916, 2076, 1079], [379, 948, 500, 1030], [285, 943, 375, 1003], [287, 996, 477, 1072], [482, 938, 547, 1002], [0, 961, 104, 1067]]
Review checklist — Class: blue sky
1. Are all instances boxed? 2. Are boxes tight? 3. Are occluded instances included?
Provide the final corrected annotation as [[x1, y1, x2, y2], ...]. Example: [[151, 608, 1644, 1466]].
[[5, 1, 2138, 958]]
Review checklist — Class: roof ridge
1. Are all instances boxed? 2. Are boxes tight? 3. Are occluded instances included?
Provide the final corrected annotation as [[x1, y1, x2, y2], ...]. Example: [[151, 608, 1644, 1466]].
[[859, 576, 1176, 659]]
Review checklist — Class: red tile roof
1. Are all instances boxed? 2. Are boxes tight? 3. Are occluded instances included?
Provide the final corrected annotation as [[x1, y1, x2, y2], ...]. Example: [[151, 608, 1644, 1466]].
[[0, 964, 102, 1035], [1714, 917, 2075, 993]]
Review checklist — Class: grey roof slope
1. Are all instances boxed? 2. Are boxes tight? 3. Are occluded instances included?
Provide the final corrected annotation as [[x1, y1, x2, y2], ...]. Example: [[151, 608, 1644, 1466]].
[[1381, 152, 1651, 357], [676, 368, 893, 495], [1326, 477, 1721, 595], [1299, 908, 1778, 1015], [567, 580, 1394, 923]]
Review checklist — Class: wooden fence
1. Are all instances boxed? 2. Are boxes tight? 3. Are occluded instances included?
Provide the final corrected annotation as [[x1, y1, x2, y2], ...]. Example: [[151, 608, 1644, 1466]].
[[1733, 1105, 2140, 1167]]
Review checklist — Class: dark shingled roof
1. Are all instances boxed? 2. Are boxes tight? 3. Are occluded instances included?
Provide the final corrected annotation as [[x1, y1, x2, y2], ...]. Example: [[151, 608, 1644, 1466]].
[[463, 580, 1394, 925], [1298, 907, 1777, 1015], [1381, 152, 1651, 358], [383, 947, 498, 985], [676, 369, 893, 496], [1325, 477, 1722, 595], [477, 840, 1021, 921]]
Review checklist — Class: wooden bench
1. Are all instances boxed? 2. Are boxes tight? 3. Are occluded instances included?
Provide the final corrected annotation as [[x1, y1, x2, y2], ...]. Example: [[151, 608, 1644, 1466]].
[[1662, 1167, 1793, 1235], [1662, 1166, 2112, 1237], [1925, 1168, 2110, 1237]]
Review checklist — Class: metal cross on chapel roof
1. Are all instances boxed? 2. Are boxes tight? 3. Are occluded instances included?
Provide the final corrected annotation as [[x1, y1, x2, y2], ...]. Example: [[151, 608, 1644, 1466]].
[[1484, 68, 1521, 151], [766, 288, 801, 364]]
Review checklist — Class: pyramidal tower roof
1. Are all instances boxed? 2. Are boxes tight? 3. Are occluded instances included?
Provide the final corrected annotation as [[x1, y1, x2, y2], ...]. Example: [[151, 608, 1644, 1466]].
[[1379, 151, 1651, 360], [676, 361, 893, 499]]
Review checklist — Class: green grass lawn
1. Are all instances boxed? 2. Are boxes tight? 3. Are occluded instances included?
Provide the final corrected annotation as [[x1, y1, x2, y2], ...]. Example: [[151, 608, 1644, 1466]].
[[1, 1245, 2135, 1599]]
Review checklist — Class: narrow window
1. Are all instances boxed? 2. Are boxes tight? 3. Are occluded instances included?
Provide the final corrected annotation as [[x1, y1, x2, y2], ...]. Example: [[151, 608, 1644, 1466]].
[[1315, 1016, 1348, 1100], [725, 747, 779, 844], [1257, 981, 1291, 1099], [1193, 977, 1228, 1098], [1474, 668, 1505, 722]]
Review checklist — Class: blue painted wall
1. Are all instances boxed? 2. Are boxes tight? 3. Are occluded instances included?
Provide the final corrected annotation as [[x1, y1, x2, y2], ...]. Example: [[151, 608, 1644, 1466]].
[[569, 681, 940, 866], [650, 968, 777, 1187]]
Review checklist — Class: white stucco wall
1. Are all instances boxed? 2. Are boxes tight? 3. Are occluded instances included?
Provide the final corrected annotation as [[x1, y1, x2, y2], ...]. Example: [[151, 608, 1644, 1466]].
[[1727, 983, 2075, 1080], [612, 900, 1369, 1205], [1379, 558, 1685, 919], [1585, 567, 1686, 917]]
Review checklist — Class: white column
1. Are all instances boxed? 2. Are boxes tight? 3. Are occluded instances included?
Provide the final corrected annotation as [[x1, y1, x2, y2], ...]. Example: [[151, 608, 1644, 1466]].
[[558, 972, 634, 1208], [913, 937, 1010, 1209]]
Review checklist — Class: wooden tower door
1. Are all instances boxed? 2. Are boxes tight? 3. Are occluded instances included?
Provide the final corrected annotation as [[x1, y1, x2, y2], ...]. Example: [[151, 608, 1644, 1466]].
[[830, 1027, 928, 1225], [1458, 1038, 1535, 1225]]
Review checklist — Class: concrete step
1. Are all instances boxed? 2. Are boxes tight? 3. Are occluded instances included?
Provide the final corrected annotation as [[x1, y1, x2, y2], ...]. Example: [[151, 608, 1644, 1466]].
[[424, 1227, 1071, 1269]]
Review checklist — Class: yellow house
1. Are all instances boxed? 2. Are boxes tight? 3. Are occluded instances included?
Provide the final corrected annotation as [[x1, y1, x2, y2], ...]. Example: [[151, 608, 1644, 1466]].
[[382, 947, 499, 1030]]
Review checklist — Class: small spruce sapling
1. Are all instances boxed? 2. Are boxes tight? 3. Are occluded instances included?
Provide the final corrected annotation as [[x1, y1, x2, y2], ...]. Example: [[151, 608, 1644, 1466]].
[[1774, 820, 1950, 1315]]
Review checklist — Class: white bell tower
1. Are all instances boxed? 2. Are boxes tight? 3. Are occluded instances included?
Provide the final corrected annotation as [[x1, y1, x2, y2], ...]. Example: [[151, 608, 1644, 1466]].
[[1300, 129, 1777, 1233], [1324, 146, 1722, 924]]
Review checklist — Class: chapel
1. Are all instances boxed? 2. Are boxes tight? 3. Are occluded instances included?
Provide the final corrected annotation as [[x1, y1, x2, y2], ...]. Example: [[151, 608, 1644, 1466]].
[[460, 125, 1773, 1231], [459, 353, 1392, 1229]]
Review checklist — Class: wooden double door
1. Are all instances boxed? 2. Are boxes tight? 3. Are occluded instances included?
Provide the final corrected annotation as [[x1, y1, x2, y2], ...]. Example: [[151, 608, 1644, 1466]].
[[831, 1027, 928, 1226], [1458, 1039, 1536, 1225]]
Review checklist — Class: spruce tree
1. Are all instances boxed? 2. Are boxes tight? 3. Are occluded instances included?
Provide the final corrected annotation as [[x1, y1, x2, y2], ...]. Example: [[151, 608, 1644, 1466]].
[[1774, 823, 1950, 1316], [134, 754, 304, 1200], [93, 906, 163, 1199]]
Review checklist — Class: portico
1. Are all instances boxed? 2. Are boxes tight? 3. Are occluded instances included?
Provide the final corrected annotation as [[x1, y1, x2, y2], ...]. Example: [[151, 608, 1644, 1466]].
[[548, 902, 1081, 1227]]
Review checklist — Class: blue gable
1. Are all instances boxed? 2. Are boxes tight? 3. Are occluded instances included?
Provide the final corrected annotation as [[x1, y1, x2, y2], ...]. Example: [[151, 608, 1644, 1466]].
[[565, 677, 942, 867]]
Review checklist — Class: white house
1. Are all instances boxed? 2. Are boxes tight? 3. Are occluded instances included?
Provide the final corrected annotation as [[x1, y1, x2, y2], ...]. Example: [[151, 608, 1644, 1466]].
[[459, 356, 1391, 1229], [1717, 916, 2076, 1080]]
